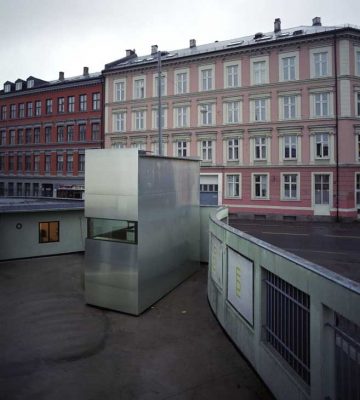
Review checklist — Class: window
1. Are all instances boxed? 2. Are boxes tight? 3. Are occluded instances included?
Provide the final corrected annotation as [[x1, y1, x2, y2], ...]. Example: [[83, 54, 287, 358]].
[[282, 173, 299, 200], [67, 125, 74, 142], [225, 101, 240, 124], [67, 154, 73, 172], [253, 174, 269, 199], [356, 173, 360, 209], [283, 95, 296, 119], [46, 99, 52, 114], [79, 124, 86, 141], [79, 95, 87, 111], [8, 182, 14, 196], [4, 84, 11, 93], [45, 155, 51, 173], [114, 112, 126, 132], [56, 154, 64, 172], [225, 64, 239, 88], [153, 108, 166, 129], [200, 68, 213, 91], [201, 140, 213, 161], [254, 99, 266, 121], [356, 92, 360, 117], [134, 78, 145, 99], [0, 182, 4, 195], [15, 81, 22, 91], [27, 79, 34, 89], [175, 70, 188, 94], [17, 154, 23, 172], [284, 135, 297, 159], [88, 218, 137, 244], [226, 174, 240, 197], [25, 129, 32, 144], [175, 106, 188, 128], [8, 155, 14, 172], [58, 97, 65, 113], [39, 221, 59, 243], [314, 93, 329, 117], [356, 50, 360, 76], [227, 138, 239, 161], [314, 52, 328, 77], [282, 57, 296, 81], [114, 80, 125, 101], [27, 102, 33, 117], [154, 74, 166, 97], [16, 182, 22, 196], [45, 127, 52, 143], [1, 105, 6, 120], [17, 129, 23, 144], [68, 96, 75, 112], [34, 155, 40, 173], [9, 130, 16, 145], [253, 61, 266, 84], [315, 133, 329, 158], [25, 155, 31, 171], [1, 131, 6, 145], [91, 123, 100, 140], [35, 100, 41, 116], [33, 183, 39, 197], [199, 104, 213, 125], [34, 128, 40, 144], [0, 154, 4, 171], [134, 110, 145, 130], [254, 137, 267, 160], [314, 174, 330, 205], [92, 93, 100, 111], [19, 103, 25, 118], [176, 141, 188, 157], [357, 134, 360, 161], [57, 126, 64, 142], [78, 154, 85, 172], [10, 104, 16, 119]]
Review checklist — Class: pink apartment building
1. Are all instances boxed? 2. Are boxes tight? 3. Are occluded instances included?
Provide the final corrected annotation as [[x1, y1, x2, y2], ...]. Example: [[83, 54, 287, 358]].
[[103, 17, 360, 221]]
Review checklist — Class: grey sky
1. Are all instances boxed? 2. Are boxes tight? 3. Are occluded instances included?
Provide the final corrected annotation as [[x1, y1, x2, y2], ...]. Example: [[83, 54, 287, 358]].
[[0, 0, 359, 84]]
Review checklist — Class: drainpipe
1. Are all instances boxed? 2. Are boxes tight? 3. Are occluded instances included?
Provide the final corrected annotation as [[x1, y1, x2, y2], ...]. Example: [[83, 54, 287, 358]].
[[334, 33, 340, 222]]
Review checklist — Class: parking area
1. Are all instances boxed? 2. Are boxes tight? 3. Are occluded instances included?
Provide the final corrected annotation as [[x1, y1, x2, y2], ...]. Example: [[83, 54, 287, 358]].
[[229, 216, 360, 283], [0, 254, 273, 400]]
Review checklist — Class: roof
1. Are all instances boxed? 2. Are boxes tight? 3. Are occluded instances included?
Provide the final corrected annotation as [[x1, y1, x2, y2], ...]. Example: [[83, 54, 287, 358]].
[[104, 23, 360, 72], [0, 198, 84, 213]]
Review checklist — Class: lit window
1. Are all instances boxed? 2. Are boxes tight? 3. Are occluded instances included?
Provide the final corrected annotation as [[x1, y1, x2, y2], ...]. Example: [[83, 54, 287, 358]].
[[39, 221, 59, 243]]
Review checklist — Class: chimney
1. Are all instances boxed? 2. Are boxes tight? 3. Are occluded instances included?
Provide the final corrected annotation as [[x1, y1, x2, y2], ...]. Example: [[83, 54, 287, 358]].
[[59, 71, 64, 81], [151, 45, 158, 55], [312, 17, 321, 26], [274, 18, 281, 33], [83, 66, 89, 76], [190, 39, 196, 48], [126, 49, 136, 57]]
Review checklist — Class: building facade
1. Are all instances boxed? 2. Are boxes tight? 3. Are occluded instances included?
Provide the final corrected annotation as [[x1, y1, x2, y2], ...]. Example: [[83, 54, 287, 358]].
[[103, 18, 360, 220], [0, 68, 103, 198]]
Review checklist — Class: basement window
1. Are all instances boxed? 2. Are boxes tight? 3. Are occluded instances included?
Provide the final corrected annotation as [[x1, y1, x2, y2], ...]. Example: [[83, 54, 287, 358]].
[[88, 218, 137, 244], [39, 221, 59, 243]]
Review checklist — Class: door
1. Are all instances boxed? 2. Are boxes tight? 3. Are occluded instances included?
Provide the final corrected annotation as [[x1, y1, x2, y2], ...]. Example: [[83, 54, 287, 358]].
[[313, 173, 331, 216]]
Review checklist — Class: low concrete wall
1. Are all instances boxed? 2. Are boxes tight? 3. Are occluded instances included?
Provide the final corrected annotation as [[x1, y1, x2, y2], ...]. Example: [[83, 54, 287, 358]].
[[0, 210, 86, 260], [208, 207, 360, 400]]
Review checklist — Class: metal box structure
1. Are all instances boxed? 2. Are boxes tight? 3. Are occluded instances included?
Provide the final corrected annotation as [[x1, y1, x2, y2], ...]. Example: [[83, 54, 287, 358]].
[[84, 149, 200, 315]]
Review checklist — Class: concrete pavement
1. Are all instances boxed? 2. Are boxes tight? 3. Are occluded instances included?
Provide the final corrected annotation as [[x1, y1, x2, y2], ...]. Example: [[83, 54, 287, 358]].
[[0, 254, 273, 400]]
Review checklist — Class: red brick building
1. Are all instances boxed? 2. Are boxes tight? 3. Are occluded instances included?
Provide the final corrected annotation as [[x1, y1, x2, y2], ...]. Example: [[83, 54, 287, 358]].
[[0, 68, 103, 198]]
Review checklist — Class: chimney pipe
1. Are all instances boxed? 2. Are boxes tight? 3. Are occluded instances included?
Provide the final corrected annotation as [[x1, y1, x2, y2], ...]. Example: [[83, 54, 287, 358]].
[[274, 18, 281, 33], [312, 17, 321, 26], [151, 45, 158, 55], [59, 71, 64, 81], [190, 39, 196, 48], [83, 66, 89, 76]]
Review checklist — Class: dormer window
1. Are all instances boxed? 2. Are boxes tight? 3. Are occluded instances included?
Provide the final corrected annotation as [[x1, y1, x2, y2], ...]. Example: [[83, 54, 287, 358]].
[[27, 80, 34, 89], [15, 82, 22, 91], [4, 84, 11, 93]]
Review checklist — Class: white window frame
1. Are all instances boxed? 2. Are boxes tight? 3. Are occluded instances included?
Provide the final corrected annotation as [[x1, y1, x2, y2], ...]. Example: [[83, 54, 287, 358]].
[[4, 84, 11, 93], [252, 173, 270, 200], [199, 64, 215, 91], [279, 95, 299, 120], [199, 140, 213, 162], [174, 140, 189, 157], [27, 79, 34, 89], [174, 68, 189, 94], [151, 140, 168, 156], [315, 133, 330, 159], [133, 76, 146, 99], [114, 79, 126, 102], [198, 103, 214, 126], [281, 173, 300, 201], [253, 98, 267, 122], [355, 48, 360, 77], [356, 91, 360, 117], [254, 136, 267, 160], [113, 112, 126, 132], [224, 61, 241, 88], [225, 174, 241, 198], [310, 47, 332, 78], [283, 135, 298, 160], [310, 91, 333, 118], [224, 100, 241, 124], [130, 142, 146, 150], [133, 110, 146, 131], [250, 56, 269, 85], [356, 133, 360, 162], [153, 72, 167, 97], [15, 82, 22, 91], [152, 108, 167, 130], [227, 138, 240, 162], [279, 51, 299, 81], [174, 106, 189, 128]]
